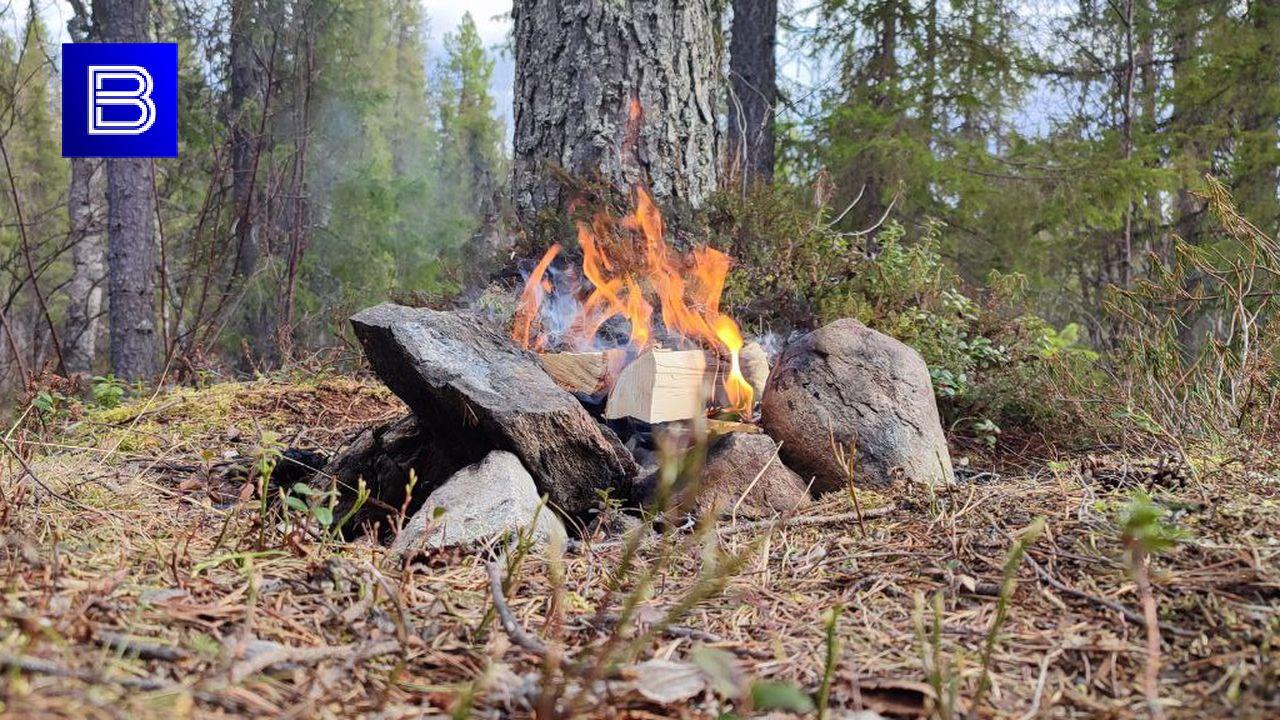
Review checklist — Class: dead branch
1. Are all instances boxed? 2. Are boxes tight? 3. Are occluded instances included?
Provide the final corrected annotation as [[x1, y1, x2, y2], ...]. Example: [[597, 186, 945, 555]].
[[96, 631, 190, 662], [718, 504, 896, 536], [486, 560, 549, 657], [227, 639, 400, 683], [0, 652, 169, 691], [1026, 555, 1193, 638]]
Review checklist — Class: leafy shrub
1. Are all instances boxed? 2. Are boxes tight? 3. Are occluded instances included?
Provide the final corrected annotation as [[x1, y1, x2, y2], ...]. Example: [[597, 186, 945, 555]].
[[704, 184, 1100, 446]]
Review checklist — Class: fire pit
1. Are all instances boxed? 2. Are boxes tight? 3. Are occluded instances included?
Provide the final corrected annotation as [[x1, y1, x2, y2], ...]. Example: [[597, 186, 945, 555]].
[[323, 188, 955, 552], [512, 187, 761, 424]]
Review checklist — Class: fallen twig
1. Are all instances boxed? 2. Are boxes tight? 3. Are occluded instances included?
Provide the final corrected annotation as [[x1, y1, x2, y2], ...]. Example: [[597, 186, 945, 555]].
[[0, 652, 169, 691], [96, 631, 190, 662], [486, 560, 548, 657], [227, 639, 400, 683], [575, 504, 897, 553], [719, 504, 896, 535], [1026, 555, 1194, 638]]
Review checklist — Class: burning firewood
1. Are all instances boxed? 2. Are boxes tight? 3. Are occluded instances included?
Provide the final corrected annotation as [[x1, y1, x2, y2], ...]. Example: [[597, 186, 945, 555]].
[[512, 184, 757, 419], [538, 349, 627, 395], [604, 349, 712, 424], [537, 340, 769, 423]]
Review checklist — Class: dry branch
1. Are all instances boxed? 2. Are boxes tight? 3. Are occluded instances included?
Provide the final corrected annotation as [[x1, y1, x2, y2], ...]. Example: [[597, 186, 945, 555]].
[[227, 639, 401, 683], [486, 560, 549, 657]]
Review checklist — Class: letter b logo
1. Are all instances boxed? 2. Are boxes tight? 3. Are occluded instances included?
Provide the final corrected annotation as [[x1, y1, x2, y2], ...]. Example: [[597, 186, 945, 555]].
[[63, 44, 177, 157], [88, 66, 156, 135]]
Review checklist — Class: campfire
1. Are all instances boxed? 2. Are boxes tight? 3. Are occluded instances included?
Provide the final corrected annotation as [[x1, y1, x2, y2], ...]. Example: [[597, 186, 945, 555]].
[[512, 186, 759, 423]]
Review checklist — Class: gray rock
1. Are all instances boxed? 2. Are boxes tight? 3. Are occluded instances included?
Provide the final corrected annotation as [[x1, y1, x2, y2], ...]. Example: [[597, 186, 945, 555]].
[[637, 432, 809, 518], [391, 451, 566, 552], [760, 319, 954, 493], [350, 304, 637, 517], [691, 432, 809, 517]]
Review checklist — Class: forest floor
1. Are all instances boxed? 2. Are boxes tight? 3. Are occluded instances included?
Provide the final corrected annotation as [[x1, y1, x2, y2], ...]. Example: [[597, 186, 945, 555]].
[[0, 376, 1276, 719]]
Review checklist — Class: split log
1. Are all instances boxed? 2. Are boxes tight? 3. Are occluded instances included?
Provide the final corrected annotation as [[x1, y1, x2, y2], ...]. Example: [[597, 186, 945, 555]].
[[739, 341, 770, 397], [604, 349, 712, 424], [351, 304, 638, 516], [539, 349, 627, 395]]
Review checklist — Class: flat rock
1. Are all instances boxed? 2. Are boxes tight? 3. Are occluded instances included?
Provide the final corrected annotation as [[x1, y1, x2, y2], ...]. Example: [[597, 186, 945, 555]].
[[350, 304, 637, 517], [760, 318, 954, 492], [391, 451, 566, 552]]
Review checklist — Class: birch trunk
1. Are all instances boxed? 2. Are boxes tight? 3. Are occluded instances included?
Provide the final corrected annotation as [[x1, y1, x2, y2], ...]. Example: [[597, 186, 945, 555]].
[[63, 158, 105, 376]]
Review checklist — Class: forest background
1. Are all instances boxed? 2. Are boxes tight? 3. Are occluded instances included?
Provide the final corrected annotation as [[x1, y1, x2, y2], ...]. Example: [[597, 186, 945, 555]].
[[1, 0, 1277, 451]]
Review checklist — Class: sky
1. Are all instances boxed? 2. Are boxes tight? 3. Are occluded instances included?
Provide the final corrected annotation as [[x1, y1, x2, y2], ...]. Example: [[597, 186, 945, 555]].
[[423, 1, 514, 131]]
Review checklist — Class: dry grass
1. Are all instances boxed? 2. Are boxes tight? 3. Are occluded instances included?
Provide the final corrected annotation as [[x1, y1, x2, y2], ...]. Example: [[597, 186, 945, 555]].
[[0, 377, 1276, 718]]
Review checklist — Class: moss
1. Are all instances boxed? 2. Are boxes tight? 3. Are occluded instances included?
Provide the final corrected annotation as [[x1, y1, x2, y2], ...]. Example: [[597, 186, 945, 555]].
[[69, 377, 397, 458]]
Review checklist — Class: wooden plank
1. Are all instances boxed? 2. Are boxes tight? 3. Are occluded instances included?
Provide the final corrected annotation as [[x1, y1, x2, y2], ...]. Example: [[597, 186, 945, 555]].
[[604, 349, 711, 424]]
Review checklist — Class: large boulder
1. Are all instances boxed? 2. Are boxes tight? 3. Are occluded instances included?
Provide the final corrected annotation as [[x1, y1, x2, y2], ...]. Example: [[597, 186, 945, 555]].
[[391, 451, 566, 553], [760, 319, 954, 493], [351, 304, 637, 517]]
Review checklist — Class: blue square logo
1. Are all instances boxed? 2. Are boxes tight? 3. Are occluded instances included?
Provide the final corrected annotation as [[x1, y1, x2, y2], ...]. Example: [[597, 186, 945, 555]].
[[62, 43, 178, 158]]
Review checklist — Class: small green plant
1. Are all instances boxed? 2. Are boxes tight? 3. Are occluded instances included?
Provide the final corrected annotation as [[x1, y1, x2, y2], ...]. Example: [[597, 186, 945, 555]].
[[1120, 492, 1188, 720], [914, 590, 958, 719], [252, 430, 284, 539], [31, 391, 66, 420], [816, 604, 842, 719], [90, 374, 126, 409], [974, 517, 1045, 710], [972, 418, 1002, 449]]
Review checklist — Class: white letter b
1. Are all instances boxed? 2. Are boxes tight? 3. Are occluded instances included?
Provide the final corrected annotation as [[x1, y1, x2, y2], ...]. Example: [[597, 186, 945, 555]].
[[88, 65, 156, 135]]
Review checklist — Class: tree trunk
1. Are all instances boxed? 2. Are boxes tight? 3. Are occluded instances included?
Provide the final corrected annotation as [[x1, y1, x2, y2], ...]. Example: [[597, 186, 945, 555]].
[[63, 158, 105, 376], [1235, 0, 1280, 234], [62, 3, 103, 377], [1171, 0, 1208, 358], [512, 0, 720, 238], [95, 0, 158, 381], [728, 0, 776, 186], [229, 0, 260, 281]]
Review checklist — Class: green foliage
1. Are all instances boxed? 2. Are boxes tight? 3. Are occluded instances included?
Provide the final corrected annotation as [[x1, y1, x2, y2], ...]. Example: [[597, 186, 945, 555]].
[[708, 185, 1101, 446], [1120, 492, 1188, 558], [1104, 176, 1280, 445], [749, 680, 815, 713], [90, 375, 126, 409], [280, 477, 368, 541]]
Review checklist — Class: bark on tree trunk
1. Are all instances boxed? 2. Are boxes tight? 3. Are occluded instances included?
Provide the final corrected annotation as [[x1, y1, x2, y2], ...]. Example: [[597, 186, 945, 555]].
[[95, 0, 158, 381], [229, 0, 260, 281], [728, 0, 777, 186], [512, 0, 720, 238], [63, 158, 105, 376]]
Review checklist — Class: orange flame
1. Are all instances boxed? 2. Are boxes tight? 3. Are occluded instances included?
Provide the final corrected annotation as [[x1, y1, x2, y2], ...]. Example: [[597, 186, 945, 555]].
[[513, 185, 754, 417], [513, 243, 560, 350], [713, 314, 754, 416]]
